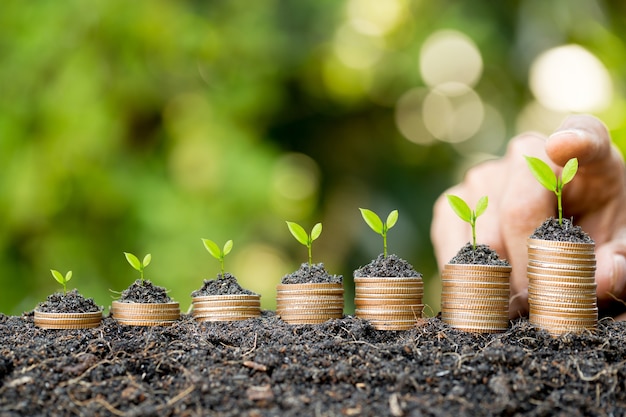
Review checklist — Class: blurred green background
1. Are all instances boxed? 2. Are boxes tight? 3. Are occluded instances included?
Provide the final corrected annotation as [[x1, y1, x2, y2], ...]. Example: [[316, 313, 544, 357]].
[[2, 0, 625, 316]]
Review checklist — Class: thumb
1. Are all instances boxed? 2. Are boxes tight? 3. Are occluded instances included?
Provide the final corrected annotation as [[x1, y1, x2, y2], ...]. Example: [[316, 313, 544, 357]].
[[595, 237, 626, 304]]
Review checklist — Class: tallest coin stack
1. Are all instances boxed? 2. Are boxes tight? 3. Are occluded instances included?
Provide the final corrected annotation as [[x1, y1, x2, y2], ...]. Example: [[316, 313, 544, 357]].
[[527, 238, 597, 335]]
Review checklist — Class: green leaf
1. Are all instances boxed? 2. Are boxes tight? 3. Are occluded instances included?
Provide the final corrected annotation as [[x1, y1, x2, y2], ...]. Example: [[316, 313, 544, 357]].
[[65, 270, 73, 283], [202, 239, 222, 260], [475, 196, 488, 218], [386, 210, 399, 229], [561, 157, 579, 185], [51, 269, 65, 285], [223, 240, 233, 256], [310, 223, 322, 241], [524, 156, 557, 191], [446, 195, 472, 223], [359, 208, 384, 235], [142, 254, 152, 267], [286, 221, 309, 246], [124, 252, 142, 271]]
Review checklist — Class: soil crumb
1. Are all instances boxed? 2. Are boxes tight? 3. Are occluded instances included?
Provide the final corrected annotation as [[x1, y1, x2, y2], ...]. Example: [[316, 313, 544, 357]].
[[117, 280, 173, 303], [36, 289, 101, 313], [191, 273, 258, 297], [530, 217, 593, 243], [281, 262, 342, 284], [354, 253, 422, 277], [448, 243, 510, 266]]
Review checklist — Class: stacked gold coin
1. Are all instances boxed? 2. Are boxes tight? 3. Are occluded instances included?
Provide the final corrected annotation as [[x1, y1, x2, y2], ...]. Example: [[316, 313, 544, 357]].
[[354, 277, 424, 330], [527, 238, 597, 335], [34, 310, 103, 329], [441, 264, 511, 333], [192, 294, 261, 322], [276, 283, 344, 324], [111, 301, 180, 326]]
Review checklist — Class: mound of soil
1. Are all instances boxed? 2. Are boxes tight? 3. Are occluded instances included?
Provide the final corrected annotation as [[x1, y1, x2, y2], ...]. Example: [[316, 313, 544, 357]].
[[35, 289, 101, 313], [281, 263, 342, 284], [117, 280, 173, 303], [354, 253, 421, 277], [530, 218, 594, 243], [448, 243, 510, 266], [1, 313, 625, 416], [191, 273, 258, 297]]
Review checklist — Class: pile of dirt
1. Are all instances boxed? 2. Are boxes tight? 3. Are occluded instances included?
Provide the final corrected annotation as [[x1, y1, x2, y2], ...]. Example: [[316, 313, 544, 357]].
[[354, 254, 421, 277], [35, 289, 102, 313], [117, 280, 173, 304], [1, 312, 625, 416], [530, 218, 594, 243], [191, 273, 258, 297], [281, 263, 342, 284], [448, 243, 510, 266]]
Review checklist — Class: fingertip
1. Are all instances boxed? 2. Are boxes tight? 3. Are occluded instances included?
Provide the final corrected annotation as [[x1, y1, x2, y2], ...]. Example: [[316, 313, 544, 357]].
[[546, 115, 610, 166], [596, 252, 626, 301]]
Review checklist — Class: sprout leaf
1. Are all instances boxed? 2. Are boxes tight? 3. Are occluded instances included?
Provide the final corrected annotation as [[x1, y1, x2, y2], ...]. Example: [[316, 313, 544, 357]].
[[359, 208, 383, 234]]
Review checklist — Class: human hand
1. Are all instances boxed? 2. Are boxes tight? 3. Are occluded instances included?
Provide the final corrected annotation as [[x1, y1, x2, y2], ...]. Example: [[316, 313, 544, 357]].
[[431, 114, 626, 319]]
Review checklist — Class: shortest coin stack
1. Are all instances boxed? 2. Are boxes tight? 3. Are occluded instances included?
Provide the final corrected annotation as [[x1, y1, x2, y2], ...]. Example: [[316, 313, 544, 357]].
[[276, 283, 344, 324], [527, 238, 597, 335], [441, 264, 511, 333], [354, 277, 424, 330], [34, 310, 103, 330], [111, 301, 180, 326], [192, 294, 261, 322]]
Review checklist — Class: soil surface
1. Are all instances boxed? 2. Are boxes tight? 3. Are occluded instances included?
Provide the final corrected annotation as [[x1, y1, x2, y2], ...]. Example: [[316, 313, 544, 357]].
[[530, 218, 593, 243], [1, 313, 625, 416], [117, 280, 173, 304], [354, 253, 421, 277], [191, 273, 258, 297], [448, 243, 510, 266], [35, 289, 102, 313], [281, 263, 342, 284]]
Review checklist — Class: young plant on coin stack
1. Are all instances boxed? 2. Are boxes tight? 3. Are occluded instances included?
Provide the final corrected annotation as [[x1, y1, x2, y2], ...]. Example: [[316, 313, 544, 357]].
[[277, 221, 344, 324], [353, 209, 424, 330], [111, 252, 180, 326], [524, 156, 597, 336], [191, 239, 261, 322], [440, 195, 512, 334], [34, 269, 103, 329]]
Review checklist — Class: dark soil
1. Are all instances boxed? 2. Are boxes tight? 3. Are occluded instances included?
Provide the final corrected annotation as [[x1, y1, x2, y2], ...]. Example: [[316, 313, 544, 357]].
[[530, 217, 594, 243], [191, 273, 258, 297], [354, 253, 422, 278], [281, 262, 342, 284], [117, 280, 173, 304], [2, 313, 626, 416], [448, 243, 511, 266], [35, 289, 102, 313]]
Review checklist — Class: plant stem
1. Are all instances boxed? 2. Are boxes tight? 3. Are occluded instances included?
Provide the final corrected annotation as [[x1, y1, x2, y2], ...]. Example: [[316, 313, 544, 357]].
[[220, 258, 225, 276], [308, 244, 312, 266], [557, 190, 563, 225], [383, 234, 387, 258]]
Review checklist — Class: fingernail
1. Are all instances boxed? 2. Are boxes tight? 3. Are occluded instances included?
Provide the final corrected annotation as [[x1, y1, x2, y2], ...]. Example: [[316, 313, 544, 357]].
[[549, 128, 586, 141], [610, 255, 626, 296]]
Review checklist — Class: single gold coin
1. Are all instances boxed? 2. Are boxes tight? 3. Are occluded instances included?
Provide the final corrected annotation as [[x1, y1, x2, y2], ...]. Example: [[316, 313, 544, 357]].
[[354, 277, 423, 285], [114, 318, 178, 326], [443, 264, 512, 273], [355, 298, 422, 307], [111, 301, 180, 313], [527, 238, 595, 252], [527, 266, 596, 278]]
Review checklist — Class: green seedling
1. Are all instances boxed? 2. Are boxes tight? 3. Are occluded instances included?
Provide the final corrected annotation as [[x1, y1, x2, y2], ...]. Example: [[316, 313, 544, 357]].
[[524, 156, 578, 226], [447, 195, 488, 250], [287, 221, 322, 266], [51, 269, 72, 296], [124, 252, 152, 284], [359, 208, 398, 258], [202, 238, 233, 276]]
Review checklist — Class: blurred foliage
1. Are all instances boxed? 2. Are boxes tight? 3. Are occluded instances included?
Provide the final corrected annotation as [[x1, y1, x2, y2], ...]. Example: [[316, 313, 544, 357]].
[[1, 0, 625, 315]]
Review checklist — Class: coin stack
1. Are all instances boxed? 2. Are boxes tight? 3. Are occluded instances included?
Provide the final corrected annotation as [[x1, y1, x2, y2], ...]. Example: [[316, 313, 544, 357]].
[[441, 264, 511, 333], [276, 283, 344, 324], [34, 310, 103, 329], [192, 294, 261, 322], [111, 301, 180, 326], [527, 238, 597, 335], [354, 277, 424, 330]]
